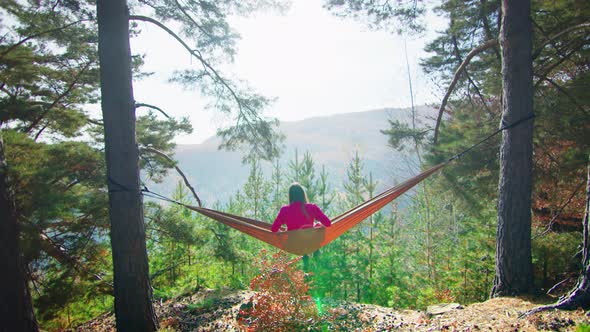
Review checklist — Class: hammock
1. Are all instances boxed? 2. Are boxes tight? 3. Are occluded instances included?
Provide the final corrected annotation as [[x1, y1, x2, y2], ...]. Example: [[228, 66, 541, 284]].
[[184, 163, 446, 255], [136, 114, 534, 256]]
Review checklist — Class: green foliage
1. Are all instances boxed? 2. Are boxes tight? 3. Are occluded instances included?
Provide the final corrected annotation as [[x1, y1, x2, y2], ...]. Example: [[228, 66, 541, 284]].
[[324, 0, 426, 34], [342, 151, 367, 206], [576, 323, 590, 332], [243, 158, 272, 220], [1, 0, 287, 328], [371, 0, 589, 306], [144, 0, 587, 327], [146, 0, 289, 162], [532, 231, 580, 292], [186, 295, 221, 312], [136, 112, 192, 181], [317, 164, 335, 213], [7, 0, 588, 327], [381, 119, 430, 152], [298, 151, 319, 202], [270, 158, 286, 212]]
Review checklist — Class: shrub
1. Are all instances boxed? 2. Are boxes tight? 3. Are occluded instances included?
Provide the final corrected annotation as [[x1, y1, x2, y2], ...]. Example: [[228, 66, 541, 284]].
[[238, 251, 318, 331]]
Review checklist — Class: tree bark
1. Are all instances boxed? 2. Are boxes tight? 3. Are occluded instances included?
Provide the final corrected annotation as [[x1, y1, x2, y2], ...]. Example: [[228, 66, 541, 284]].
[[569, 157, 590, 307], [96, 0, 158, 330], [0, 133, 39, 332], [491, 0, 534, 297]]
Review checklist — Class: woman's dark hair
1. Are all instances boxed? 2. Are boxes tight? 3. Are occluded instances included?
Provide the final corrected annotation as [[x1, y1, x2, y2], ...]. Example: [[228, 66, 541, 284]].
[[289, 183, 309, 217]]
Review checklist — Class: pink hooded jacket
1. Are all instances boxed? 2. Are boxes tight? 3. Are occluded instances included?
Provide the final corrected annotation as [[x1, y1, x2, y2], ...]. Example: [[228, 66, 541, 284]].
[[271, 202, 331, 232]]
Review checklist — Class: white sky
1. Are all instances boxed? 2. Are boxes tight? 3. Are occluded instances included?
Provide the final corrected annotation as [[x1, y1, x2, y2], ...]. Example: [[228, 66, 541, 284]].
[[130, 1, 446, 144]]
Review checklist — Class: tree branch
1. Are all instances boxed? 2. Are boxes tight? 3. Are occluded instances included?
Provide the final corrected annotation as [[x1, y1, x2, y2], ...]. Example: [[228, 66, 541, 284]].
[[546, 276, 573, 297], [541, 77, 589, 116], [173, 0, 215, 40], [434, 39, 498, 144], [451, 34, 493, 116], [479, 0, 501, 60], [135, 102, 170, 118], [532, 19, 568, 61], [533, 179, 586, 238], [87, 118, 104, 126], [0, 19, 90, 60], [524, 156, 590, 316], [532, 22, 590, 60], [149, 258, 189, 281], [534, 40, 589, 89], [129, 15, 269, 146], [24, 60, 94, 134], [129, 15, 247, 120], [39, 232, 113, 294], [140, 146, 202, 207]]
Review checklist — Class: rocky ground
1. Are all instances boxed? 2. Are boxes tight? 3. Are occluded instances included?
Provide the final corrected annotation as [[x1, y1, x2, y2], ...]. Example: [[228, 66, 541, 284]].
[[74, 289, 590, 331]]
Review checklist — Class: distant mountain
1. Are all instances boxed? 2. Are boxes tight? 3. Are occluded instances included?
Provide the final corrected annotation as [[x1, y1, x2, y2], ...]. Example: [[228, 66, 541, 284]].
[[150, 106, 434, 205]]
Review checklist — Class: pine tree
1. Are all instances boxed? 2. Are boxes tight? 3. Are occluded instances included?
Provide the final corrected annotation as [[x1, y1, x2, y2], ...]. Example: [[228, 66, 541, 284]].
[[243, 158, 272, 221], [317, 164, 335, 214], [364, 172, 378, 301], [299, 151, 319, 203], [491, 0, 534, 297], [0, 133, 38, 331], [288, 149, 302, 184], [341, 151, 369, 302], [97, 0, 159, 328], [270, 158, 286, 212], [329, 0, 589, 300]]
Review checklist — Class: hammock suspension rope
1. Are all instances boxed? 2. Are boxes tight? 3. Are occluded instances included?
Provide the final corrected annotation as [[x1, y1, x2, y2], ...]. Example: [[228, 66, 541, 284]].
[[108, 113, 535, 255]]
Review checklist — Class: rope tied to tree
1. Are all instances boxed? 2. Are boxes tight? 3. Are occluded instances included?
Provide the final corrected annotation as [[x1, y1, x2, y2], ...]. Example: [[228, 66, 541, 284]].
[[99, 112, 536, 255], [448, 113, 535, 162], [107, 112, 536, 211]]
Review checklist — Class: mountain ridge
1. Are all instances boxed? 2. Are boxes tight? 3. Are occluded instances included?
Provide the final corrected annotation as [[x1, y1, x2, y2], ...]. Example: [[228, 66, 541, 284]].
[[151, 106, 434, 205]]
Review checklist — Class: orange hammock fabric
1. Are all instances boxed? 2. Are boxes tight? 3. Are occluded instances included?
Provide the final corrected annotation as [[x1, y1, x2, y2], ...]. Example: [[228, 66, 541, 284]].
[[185, 163, 446, 255]]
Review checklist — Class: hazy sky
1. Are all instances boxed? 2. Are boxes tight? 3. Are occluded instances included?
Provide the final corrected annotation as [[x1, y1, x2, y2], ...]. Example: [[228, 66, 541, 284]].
[[130, 1, 446, 144]]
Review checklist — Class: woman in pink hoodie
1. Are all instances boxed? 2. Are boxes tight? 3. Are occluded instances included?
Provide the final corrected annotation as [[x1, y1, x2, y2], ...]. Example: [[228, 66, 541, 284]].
[[271, 183, 331, 232]]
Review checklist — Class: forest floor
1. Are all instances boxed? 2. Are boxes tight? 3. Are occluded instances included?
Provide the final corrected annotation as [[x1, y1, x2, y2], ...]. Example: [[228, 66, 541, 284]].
[[74, 289, 590, 331]]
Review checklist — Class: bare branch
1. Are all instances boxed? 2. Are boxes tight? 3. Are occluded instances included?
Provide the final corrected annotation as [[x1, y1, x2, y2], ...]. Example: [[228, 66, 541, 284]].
[[173, 0, 215, 40], [533, 179, 586, 238], [546, 277, 573, 297], [0, 19, 90, 60], [532, 19, 568, 61], [451, 34, 493, 116], [434, 39, 498, 144], [129, 15, 270, 148], [129, 15, 245, 118], [24, 60, 94, 134], [33, 124, 47, 141], [523, 156, 590, 316], [532, 22, 590, 60], [541, 77, 589, 116], [534, 40, 589, 89], [87, 118, 104, 126], [135, 102, 170, 118], [150, 259, 189, 281], [140, 146, 202, 207], [39, 232, 113, 294]]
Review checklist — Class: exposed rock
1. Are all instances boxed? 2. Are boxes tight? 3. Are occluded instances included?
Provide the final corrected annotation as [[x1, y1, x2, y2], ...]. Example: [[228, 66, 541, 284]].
[[427, 303, 463, 315]]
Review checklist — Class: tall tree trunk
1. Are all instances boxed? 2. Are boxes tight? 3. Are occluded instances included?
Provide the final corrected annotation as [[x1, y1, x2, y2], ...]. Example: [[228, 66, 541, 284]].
[[96, 1, 158, 330], [0, 133, 38, 332], [491, 0, 534, 297]]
